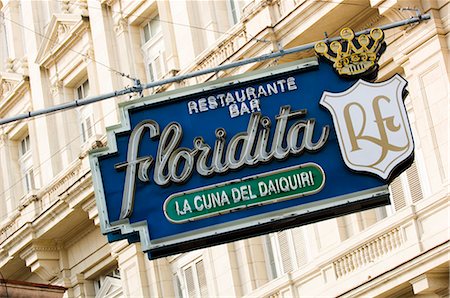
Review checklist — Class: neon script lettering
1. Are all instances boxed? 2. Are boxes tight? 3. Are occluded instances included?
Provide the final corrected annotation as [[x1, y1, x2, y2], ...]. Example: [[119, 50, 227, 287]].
[[115, 106, 329, 220]]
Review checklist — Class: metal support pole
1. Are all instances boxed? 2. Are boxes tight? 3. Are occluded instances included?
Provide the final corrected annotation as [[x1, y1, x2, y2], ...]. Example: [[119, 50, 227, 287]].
[[0, 14, 430, 126]]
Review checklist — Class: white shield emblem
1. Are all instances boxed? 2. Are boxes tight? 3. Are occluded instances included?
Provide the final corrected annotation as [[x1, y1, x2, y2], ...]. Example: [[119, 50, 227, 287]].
[[320, 74, 414, 180]]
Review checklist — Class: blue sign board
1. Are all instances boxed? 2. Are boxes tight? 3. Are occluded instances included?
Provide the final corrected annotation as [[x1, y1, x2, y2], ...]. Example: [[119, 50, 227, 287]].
[[90, 58, 412, 259]]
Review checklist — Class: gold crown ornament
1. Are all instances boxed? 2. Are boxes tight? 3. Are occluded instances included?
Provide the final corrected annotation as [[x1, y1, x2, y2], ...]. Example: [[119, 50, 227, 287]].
[[315, 27, 386, 79]]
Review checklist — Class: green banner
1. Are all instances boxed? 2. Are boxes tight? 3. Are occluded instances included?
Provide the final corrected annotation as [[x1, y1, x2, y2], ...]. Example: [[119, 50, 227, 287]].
[[164, 163, 325, 223]]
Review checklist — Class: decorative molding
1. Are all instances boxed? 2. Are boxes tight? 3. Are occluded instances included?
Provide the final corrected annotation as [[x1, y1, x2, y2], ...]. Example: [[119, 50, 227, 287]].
[[20, 57, 29, 76], [269, 292, 281, 298], [19, 240, 60, 281], [114, 17, 128, 35], [81, 195, 97, 213], [0, 72, 30, 115], [50, 80, 63, 98], [5, 58, 14, 72], [0, 211, 21, 244], [81, 195, 100, 225], [242, 0, 268, 20], [77, 0, 89, 16], [61, 0, 70, 13], [95, 276, 123, 297], [0, 79, 13, 98], [35, 14, 90, 69], [332, 227, 404, 278], [102, 0, 118, 7], [55, 23, 70, 45], [0, 133, 7, 145], [410, 272, 450, 295], [82, 46, 95, 63], [19, 192, 39, 211], [47, 160, 83, 199]]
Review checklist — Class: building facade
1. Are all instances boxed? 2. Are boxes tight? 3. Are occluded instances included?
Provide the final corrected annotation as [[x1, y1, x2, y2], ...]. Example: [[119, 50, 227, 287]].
[[0, 0, 448, 297]]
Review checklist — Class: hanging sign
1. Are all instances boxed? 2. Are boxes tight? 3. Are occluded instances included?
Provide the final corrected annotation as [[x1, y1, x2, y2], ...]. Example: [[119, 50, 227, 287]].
[[90, 32, 414, 259]]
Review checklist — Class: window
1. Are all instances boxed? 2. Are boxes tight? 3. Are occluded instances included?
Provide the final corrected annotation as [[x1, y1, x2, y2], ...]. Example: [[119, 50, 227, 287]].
[[388, 98, 425, 212], [141, 12, 166, 84], [80, 115, 94, 143], [76, 80, 95, 144], [142, 14, 161, 44], [77, 79, 90, 99], [228, 0, 244, 25], [18, 134, 34, 194], [339, 214, 356, 240], [19, 134, 30, 157], [265, 228, 308, 278], [147, 54, 165, 82], [389, 160, 424, 212], [176, 259, 208, 298]]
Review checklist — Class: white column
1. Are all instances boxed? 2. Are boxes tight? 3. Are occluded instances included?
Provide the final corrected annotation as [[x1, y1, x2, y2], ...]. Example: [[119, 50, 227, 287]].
[[208, 243, 242, 297], [157, 0, 180, 73], [167, 0, 202, 69], [0, 134, 20, 216], [20, 1, 58, 183], [144, 257, 175, 297], [304, 224, 322, 258], [234, 238, 269, 294], [109, 9, 147, 95], [1, 0, 24, 60], [49, 81, 76, 167], [87, 0, 120, 128], [114, 243, 151, 297]]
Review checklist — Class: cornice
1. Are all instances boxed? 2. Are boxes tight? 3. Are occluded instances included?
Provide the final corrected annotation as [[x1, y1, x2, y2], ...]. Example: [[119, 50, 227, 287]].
[[31, 198, 71, 238], [46, 160, 83, 200], [19, 240, 59, 261], [59, 169, 92, 202], [81, 195, 100, 226], [0, 222, 34, 260], [19, 240, 61, 281]]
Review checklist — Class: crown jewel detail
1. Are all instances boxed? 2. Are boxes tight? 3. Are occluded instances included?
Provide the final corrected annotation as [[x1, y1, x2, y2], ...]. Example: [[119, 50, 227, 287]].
[[315, 28, 385, 78]]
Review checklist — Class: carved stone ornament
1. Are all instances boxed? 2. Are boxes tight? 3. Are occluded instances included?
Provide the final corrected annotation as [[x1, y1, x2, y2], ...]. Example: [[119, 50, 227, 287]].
[[0, 133, 8, 145], [5, 58, 14, 72], [57, 23, 69, 42], [114, 18, 128, 35], [61, 0, 70, 13], [77, 0, 89, 16], [104, 0, 118, 7], [19, 241, 60, 281], [82, 47, 95, 63], [0, 80, 13, 98], [50, 80, 63, 98], [20, 57, 29, 76]]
